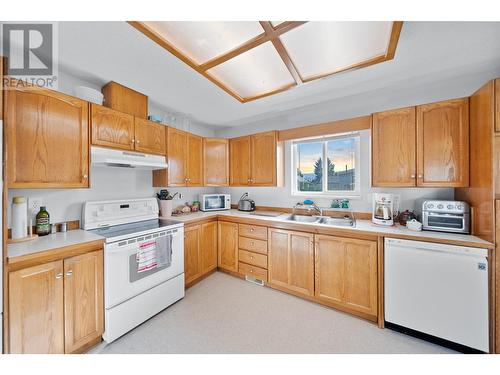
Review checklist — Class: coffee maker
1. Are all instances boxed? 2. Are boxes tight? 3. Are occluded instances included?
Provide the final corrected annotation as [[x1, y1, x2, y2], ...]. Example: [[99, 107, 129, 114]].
[[372, 193, 394, 226]]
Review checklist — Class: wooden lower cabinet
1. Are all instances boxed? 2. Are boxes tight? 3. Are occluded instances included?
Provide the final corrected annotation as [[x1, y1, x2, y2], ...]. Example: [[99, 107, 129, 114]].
[[63, 250, 104, 353], [218, 221, 239, 272], [184, 221, 218, 286], [314, 235, 378, 318], [268, 228, 314, 297], [9, 260, 65, 354], [8, 249, 104, 354]]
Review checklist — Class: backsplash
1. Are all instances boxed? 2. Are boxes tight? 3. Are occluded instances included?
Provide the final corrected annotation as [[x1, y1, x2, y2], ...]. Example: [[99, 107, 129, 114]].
[[7, 167, 216, 227]]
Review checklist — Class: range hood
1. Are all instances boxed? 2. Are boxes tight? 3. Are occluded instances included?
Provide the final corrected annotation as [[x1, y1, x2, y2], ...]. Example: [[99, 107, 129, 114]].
[[91, 146, 168, 170]]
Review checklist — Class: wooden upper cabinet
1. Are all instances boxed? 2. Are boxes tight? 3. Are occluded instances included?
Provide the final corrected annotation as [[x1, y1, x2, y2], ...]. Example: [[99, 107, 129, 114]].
[[101, 81, 148, 119], [134, 118, 166, 155], [315, 235, 378, 318], [218, 221, 239, 273], [9, 260, 65, 354], [187, 133, 204, 186], [372, 107, 416, 187], [201, 221, 218, 274], [5, 87, 89, 188], [416, 98, 469, 187], [268, 228, 314, 297], [250, 131, 278, 186], [91, 103, 135, 151], [167, 127, 188, 186], [184, 225, 202, 285], [229, 135, 251, 186], [204, 138, 229, 186], [63, 250, 104, 354]]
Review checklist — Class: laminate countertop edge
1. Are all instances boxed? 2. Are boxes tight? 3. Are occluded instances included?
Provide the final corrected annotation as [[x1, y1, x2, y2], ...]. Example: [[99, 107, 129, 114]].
[[174, 209, 494, 249]]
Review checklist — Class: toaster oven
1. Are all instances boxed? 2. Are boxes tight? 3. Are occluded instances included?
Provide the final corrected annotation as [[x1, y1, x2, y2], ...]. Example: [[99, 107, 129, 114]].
[[200, 194, 231, 211], [415, 199, 470, 234]]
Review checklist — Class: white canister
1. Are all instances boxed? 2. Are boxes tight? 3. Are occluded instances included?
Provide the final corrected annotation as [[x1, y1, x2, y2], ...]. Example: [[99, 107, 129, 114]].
[[12, 196, 28, 239], [159, 200, 173, 218]]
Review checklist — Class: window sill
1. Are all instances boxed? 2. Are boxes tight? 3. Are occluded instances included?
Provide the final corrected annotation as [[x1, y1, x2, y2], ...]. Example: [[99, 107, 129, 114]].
[[292, 192, 362, 200]]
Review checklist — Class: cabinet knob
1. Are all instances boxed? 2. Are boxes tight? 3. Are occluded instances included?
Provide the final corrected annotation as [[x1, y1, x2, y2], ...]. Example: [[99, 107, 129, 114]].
[[250, 256, 254, 260], [131, 139, 135, 143], [410, 174, 415, 179], [136, 140, 140, 144], [250, 269, 253, 273], [83, 174, 88, 179], [418, 174, 423, 179], [250, 228, 254, 232], [55, 273, 63, 279], [66, 270, 73, 277]]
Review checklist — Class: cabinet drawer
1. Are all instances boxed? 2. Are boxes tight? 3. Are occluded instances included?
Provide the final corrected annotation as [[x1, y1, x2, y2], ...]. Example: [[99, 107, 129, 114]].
[[238, 224, 267, 240], [238, 236, 267, 254], [238, 250, 268, 269], [239, 262, 268, 282]]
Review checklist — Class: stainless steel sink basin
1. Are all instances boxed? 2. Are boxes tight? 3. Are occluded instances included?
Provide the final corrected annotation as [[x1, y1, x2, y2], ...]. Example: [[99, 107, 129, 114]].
[[284, 214, 320, 223], [318, 216, 355, 227]]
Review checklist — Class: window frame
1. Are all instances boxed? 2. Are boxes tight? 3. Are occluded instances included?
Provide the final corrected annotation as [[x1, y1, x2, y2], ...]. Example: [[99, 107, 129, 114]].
[[291, 132, 361, 198]]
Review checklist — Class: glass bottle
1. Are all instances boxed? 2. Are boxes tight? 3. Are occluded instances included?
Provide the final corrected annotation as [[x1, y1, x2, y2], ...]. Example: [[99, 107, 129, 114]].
[[36, 206, 50, 236]]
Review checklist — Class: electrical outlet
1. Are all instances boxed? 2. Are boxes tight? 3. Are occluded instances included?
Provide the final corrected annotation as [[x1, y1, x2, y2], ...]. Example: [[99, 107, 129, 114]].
[[28, 197, 43, 215]]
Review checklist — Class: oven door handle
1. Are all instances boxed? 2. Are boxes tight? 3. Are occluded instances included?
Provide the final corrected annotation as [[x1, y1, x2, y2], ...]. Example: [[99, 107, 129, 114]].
[[426, 212, 465, 218]]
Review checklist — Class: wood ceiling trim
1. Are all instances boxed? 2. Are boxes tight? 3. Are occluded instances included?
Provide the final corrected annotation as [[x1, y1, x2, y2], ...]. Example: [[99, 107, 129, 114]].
[[127, 21, 403, 104], [260, 21, 303, 85]]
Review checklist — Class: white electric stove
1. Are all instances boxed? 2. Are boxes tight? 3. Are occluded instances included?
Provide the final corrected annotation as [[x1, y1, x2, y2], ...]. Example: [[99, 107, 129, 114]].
[[83, 198, 185, 343]]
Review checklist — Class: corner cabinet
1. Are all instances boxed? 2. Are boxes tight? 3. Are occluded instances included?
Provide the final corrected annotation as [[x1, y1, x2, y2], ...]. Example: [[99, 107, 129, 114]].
[[314, 235, 378, 319], [8, 248, 104, 354], [153, 127, 203, 187], [229, 131, 282, 186], [268, 228, 314, 297], [371, 98, 469, 188], [5, 87, 90, 188]]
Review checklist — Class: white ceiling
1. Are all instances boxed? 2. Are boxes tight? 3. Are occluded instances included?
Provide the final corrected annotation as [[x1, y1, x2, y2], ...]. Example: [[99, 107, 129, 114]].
[[57, 21, 500, 128]]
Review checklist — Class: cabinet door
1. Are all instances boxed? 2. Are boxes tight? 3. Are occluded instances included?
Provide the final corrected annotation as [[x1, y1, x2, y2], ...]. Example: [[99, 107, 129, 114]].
[[314, 235, 378, 317], [167, 128, 188, 186], [9, 260, 64, 353], [250, 131, 277, 186], [187, 133, 204, 186], [314, 235, 344, 305], [63, 250, 104, 354], [343, 238, 378, 316], [134, 118, 166, 155], [229, 136, 251, 186], [416, 98, 469, 187], [91, 104, 135, 151], [495, 79, 500, 133], [5, 87, 89, 188], [184, 225, 202, 285], [204, 138, 229, 186], [268, 228, 314, 297], [201, 221, 218, 274], [372, 107, 416, 187], [218, 221, 239, 272]]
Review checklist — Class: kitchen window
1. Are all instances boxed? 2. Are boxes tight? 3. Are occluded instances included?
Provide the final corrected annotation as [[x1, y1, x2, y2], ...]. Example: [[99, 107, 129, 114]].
[[292, 133, 361, 197]]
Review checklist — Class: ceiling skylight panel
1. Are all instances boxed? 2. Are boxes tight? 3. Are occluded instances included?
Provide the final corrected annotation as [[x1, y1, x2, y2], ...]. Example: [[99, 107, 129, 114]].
[[207, 41, 295, 99], [142, 21, 265, 64], [279, 21, 394, 80]]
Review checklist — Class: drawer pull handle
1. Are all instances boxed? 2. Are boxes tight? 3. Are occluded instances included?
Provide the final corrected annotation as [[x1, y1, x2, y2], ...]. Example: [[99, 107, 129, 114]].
[[250, 256, 254, 259], [55, 273, 63, 279], [250, 228, 254, 232], [66, 270, 73, 277]]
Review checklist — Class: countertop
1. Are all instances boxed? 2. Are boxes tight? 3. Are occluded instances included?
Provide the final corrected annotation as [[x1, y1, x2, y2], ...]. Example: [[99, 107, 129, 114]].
[[8, 229, 105, 260], [172, 209, 494, 249]]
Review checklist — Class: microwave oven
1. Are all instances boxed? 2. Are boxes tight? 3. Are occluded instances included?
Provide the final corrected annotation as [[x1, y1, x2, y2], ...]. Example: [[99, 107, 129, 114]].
[[200, 194, 231, 211]]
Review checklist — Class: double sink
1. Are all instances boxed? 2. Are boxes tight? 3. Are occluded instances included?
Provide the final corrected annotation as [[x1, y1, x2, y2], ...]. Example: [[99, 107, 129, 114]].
[[283, 214, 356, 227]]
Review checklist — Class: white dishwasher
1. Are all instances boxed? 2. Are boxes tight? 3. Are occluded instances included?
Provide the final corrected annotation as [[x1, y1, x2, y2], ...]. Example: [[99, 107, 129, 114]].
[[384, 238, 489, 352]]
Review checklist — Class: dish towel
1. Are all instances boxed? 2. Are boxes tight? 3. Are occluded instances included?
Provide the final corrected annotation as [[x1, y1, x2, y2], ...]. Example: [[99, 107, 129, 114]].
[[136, 240, 158, 273], [156, 235, 172, 268]]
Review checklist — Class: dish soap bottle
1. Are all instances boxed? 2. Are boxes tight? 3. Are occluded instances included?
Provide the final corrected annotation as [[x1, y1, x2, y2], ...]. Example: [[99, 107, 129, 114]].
[[36, 206, 50, 236]]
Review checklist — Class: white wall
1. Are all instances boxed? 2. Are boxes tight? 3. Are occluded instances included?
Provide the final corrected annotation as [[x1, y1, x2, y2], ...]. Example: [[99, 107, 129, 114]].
[[215, 130, 453, 213], [7, 167, 215, 226]]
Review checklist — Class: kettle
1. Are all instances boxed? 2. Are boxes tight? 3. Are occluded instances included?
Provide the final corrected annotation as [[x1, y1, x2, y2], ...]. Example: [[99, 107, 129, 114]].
[[238, 193, 256, 212]]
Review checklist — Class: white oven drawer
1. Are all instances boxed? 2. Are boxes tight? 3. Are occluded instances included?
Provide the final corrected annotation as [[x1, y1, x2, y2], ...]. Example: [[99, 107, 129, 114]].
[[104, 227, 184, 308]]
